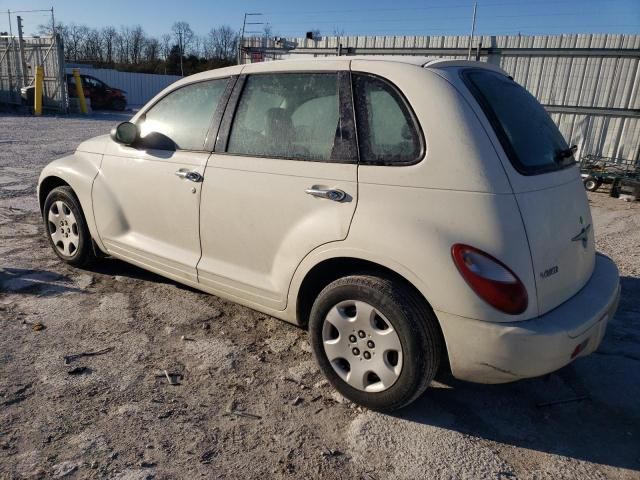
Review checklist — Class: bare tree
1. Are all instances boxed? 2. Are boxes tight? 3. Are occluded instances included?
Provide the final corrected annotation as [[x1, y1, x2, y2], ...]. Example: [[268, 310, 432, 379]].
[[37, 18, 66, 38], [115, 26, 131, 63], [35, 17, 239, 70], [160, 33, 172, 61], [130, 25, 146, 64], [206, 25, 238, 62], [172, 21, 194, 76], [144, 37, 160, 63], [102, 26, 118, 63], [65, 23, 89, 61], [190, 34, 204, 58], [83, 28, 103, 62]]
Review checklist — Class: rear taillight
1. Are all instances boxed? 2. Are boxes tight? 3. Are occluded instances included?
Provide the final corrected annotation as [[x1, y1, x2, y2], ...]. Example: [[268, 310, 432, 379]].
[[451, 244, 528, 315]]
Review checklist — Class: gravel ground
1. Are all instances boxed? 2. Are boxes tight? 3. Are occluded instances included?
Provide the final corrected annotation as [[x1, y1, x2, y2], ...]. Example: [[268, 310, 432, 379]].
[[1, 113, 639, 480]]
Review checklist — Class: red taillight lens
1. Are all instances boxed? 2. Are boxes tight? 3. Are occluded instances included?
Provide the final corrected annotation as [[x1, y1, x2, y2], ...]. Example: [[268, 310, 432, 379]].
[[451, 244, 528, 315]]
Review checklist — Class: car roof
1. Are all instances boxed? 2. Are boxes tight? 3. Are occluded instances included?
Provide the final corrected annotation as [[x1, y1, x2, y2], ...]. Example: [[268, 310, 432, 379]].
[[181, 56, 505, 83]]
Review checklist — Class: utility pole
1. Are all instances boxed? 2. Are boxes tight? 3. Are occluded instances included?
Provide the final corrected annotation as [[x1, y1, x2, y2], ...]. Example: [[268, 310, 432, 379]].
[[467, 1, 477, 61], [6, 10, 15, 103], [238, 12, 263, 65], [179, 37, 184, 76], [16, 15, 28, 86]]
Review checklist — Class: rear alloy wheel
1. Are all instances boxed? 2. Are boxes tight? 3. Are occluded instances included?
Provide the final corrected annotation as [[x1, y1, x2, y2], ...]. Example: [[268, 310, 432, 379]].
[[584, 177, 601, 192], [322, 300, 403, 392], [309, 275, 442, 411], [44, 186, 97, 267]]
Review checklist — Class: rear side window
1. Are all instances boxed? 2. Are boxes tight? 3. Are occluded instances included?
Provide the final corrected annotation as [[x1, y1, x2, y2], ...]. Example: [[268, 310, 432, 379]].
[[353, 73, 422, 165], [462, 69, 575, 175], [227, 73, 340, 161], [139, 78, 228, 151]]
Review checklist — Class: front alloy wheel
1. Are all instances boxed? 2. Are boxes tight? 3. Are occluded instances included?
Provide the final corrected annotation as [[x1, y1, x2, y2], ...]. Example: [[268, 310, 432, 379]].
[[48, 200, 80, 257], [43, 186, 97, 267]]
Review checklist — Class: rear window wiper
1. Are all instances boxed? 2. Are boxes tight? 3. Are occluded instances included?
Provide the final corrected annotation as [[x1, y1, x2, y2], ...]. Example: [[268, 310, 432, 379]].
[[556, 145, 577, 162]]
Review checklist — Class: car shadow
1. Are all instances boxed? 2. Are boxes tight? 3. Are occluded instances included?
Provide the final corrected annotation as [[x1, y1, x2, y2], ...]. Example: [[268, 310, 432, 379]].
[[90, 258, 173, 284], [393, 275, 640, 471], [90, 258, 201, 293], [0, 267, 85, 296]]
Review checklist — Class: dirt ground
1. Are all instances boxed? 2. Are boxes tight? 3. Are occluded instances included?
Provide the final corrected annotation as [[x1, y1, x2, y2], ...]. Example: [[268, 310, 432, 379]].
[[1, 113, 639, 480]]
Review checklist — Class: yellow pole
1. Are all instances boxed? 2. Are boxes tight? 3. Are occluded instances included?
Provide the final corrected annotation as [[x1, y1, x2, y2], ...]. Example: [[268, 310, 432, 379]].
[[72, 68, 88, 114], [34, 65, 44, 116]]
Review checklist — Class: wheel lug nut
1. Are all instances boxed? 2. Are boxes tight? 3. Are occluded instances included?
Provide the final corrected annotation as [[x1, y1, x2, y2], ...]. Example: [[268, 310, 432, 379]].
[[367, 340, 375, 349], [352, 347, 360, 356], [363, 351, 371, 360], [349, 335, 357, 343], [358, 330, 366, 338]]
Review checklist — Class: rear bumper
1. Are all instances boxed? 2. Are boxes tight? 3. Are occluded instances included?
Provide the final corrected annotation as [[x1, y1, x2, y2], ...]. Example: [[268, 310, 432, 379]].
[[438, 253, 620, 384]]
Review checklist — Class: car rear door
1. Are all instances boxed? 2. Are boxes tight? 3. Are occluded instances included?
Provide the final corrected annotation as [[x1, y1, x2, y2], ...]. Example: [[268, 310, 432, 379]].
[[92, 77, 231, 284], [197, 62, 358, 310], [460, 68, 595, 315]]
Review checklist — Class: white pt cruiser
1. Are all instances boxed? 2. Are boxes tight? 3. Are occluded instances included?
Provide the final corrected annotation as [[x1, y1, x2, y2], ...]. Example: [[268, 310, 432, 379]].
[[38, 57, 621, 411]]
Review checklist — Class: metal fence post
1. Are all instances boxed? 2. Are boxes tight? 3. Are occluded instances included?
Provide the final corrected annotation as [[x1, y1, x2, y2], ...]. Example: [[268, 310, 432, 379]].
[[72, 68, 87, 114], [34, 64, 43, 115]]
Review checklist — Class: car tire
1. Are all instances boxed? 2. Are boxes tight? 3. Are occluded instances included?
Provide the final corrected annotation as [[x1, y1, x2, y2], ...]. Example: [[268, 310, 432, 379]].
[[584, 176, 601, 192], [309, 274, 442, 412], [110, 98, 126, 111], [43, 186, 97, 268]]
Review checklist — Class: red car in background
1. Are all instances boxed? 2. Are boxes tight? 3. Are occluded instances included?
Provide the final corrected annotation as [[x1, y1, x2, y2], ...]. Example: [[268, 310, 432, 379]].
[[67, 74, 127, 111], [21, 73, 128, 111]]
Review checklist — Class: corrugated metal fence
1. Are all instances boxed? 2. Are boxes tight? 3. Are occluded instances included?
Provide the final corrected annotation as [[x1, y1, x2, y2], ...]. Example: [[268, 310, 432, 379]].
[[243, 34, 640, 162], [64, 67, 181, 107]]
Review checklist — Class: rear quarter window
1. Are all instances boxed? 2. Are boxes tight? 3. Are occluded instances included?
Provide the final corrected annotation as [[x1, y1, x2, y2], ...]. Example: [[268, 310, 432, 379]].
[[352, 73, 423, 165], [462, 69, 575, 175]]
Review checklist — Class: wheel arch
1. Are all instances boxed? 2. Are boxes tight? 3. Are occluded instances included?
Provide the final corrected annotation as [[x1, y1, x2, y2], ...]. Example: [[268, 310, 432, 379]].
[[38, 152, 106, 253], [294, 255, 449, 371], [294, 256, 434, 325], [38, 175, 70, 214]]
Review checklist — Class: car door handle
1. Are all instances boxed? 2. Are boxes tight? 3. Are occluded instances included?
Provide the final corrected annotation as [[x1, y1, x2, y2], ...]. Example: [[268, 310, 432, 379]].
[[305, 187, 346, 202], [175, 170, 203, 183]]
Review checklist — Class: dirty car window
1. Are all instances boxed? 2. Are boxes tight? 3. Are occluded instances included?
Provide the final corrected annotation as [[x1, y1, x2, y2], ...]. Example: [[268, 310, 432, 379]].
[[227, 73, 340, 161], [139, 79, 228, 151]]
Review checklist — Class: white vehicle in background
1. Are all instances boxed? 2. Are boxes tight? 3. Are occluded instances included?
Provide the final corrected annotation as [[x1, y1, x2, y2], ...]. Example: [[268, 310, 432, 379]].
[[37, 57, 620, 411]]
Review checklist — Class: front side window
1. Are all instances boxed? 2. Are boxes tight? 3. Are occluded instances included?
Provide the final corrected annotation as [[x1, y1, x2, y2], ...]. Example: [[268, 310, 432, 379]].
[[227, 73, 340, 161], [353, 73, 422, 165], [462, 69, 575, 175], [139, 78, 228, 151]]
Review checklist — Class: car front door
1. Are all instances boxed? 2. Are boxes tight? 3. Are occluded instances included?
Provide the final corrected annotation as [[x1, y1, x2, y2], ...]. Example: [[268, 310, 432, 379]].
[[92, 77, 231, 284], [197, 67, 358, 310]]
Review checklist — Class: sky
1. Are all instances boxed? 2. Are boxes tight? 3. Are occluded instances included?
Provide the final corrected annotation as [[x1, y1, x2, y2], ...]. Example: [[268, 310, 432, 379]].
[[1, 0, 639, 39]]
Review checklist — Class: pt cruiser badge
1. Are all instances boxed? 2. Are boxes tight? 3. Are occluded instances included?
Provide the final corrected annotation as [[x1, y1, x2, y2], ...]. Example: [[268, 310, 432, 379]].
[[572, 223, 592, 248]]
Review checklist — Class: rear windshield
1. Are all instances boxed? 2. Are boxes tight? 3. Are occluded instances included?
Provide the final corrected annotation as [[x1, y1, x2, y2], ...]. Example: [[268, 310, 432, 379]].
[[462, 69, 575, 175]]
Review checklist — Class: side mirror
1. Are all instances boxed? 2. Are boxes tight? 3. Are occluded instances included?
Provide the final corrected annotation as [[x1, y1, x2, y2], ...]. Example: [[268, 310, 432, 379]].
[[110, 121, 138, 146]]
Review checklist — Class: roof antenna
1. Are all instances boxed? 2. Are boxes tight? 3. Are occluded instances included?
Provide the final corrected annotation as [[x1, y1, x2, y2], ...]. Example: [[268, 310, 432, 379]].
[[467, 1, 478, 61]]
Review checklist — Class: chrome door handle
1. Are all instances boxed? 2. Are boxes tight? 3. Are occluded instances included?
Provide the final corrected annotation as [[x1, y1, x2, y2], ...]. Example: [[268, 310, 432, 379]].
[[175, 170, 203, 182], [305, 187, 346, 202]]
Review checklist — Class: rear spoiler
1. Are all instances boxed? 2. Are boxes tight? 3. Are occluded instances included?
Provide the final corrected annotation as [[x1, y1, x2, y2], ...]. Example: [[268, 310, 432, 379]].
[[423, 59, 508, 76]]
